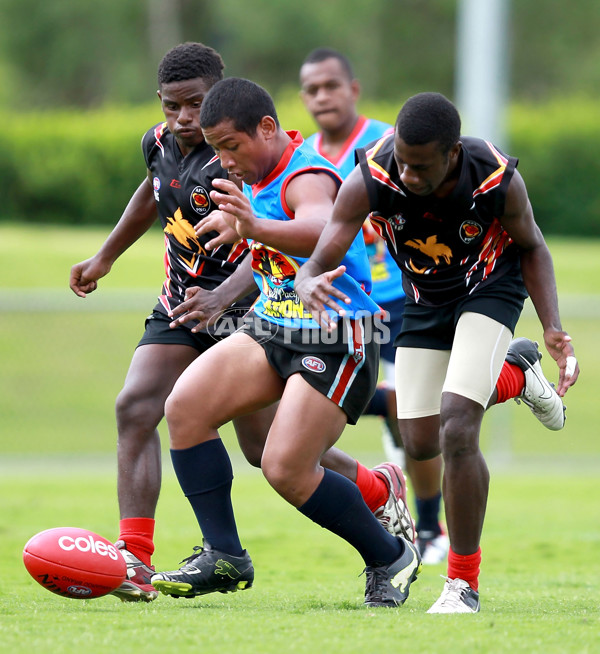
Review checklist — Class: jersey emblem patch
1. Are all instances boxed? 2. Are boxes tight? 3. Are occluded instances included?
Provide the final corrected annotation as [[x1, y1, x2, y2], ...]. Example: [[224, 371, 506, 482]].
[[190, 185, 211, 216], [460, 220, 482, 244], [391, 213, 406, 229], [153, 176, 161, 202], [302, 356, 326, 374]]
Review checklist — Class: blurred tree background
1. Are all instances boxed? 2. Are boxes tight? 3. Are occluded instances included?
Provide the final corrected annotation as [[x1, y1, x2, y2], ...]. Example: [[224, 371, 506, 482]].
[[2, 0, 599, 108], [0, 0, 599, 233]]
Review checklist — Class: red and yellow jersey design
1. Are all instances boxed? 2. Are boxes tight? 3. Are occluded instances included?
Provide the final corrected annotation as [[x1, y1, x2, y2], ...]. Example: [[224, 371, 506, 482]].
[[357, 134, 522, 306], [142, 123, 253, 318]]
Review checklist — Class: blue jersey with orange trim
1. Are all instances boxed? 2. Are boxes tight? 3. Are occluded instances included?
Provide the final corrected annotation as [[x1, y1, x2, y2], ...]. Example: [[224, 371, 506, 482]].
[[357, 134, 522, 306], [306, 116, 404, 305], [142, 122, 252, 319], [244, 130, 379, 328]]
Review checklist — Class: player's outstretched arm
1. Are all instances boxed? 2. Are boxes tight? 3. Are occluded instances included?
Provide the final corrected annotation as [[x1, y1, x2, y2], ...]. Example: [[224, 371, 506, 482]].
[[169, 256, 256, 332], [210, 174, 338, 258], [500, 170, 580, 394], [295, 166, 371, 320], [69, 177, 157, 297]]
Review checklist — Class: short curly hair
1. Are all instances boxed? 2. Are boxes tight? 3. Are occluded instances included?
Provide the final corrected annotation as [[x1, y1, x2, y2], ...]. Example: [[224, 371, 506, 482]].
[[200, 78, 279, 136], [396, 92, 461, 155], [157, 42, 224, 87]]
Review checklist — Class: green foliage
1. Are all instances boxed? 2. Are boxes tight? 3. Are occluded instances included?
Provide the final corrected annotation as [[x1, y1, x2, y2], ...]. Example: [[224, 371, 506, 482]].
[[510, 99, 600, 237], [1, 105, 162, 226], [2, 96, 600, 235], [0, 0, 152, 107], [3, 1, 600, 110]]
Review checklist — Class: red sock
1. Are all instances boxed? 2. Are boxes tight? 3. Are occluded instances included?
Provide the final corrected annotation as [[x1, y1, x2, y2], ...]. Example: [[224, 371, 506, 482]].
[[495, 361, 525, 404], [118, 518, 155, 567], [447, 546, 481, 591], [355, 462, 388, 512]]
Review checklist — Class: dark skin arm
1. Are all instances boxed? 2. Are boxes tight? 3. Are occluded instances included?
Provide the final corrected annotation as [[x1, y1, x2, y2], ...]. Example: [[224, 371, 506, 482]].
[[298, 164, 579, 391], [168, 255, 256, 332], [208, 173, 339, 258], [69, 175, 157, 296], [171, 171, 340, 331], [498, 169, 579, 395], [294, 166, 371, 329]]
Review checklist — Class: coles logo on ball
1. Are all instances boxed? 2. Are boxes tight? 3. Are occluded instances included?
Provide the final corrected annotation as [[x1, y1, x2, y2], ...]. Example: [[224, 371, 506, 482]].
[[190, 185, 211, 216], [58, 534, 120, 561]]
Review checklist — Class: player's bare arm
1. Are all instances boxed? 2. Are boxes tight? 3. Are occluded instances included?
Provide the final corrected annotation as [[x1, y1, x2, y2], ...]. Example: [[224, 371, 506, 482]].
[[500, 170, 579, 393], [295, 166, 370, 325], [69, 176, 157, 297], [169, 256, 255, 332], [209, 174, 336, 258]]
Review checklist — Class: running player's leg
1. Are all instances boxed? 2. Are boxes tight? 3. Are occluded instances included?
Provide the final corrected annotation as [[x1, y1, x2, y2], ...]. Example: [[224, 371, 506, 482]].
[[112, 337, 199, 602], [232, 406, 277, 468], [262, 372, 420, 606], [116, 342, 198, 518], [150, 332, 284, 598], [164, 331, 283, 549]]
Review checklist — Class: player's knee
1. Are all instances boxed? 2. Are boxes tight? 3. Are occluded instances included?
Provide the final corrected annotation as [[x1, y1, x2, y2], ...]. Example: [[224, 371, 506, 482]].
[[400, 427, 439, 460], [261, 455, 301, 500], [403, 439, 439, 461], [439, 415, 479, 459], [115, 387, 163, 436], [261, 456, 285, 489], [439, 400, 482, 459], [163, 389, 185, 431]]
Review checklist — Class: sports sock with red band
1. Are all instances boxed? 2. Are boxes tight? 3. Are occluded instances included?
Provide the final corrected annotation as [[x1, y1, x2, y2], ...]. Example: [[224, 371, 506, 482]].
[[355, 461, 389, 512], [118, 517, 155, 567], [447, 546, 481, 591], [495, 361, 525, 404]]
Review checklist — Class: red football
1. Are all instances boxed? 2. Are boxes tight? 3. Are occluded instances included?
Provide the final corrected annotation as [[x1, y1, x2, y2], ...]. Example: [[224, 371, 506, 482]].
[[23, 527, 127, 599]]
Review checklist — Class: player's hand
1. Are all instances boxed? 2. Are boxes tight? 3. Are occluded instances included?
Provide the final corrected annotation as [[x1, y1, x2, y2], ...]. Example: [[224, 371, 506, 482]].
[[194, 210, 241, 250], [295, 265, 351, 331], [168, 286, 227, 332], [69, 257, 111, 297], [543, 329, 579, 396], [210, 178, 258, 240]]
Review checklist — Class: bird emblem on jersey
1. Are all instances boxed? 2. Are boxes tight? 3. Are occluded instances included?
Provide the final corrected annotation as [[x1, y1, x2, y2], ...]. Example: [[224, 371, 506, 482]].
[[405, 235, 452, 265], [164, 207, 206, 271]]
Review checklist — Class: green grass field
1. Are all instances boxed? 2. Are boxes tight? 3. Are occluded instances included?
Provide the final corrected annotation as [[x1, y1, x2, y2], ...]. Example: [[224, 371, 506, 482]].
[[0, 224, 599, 652]]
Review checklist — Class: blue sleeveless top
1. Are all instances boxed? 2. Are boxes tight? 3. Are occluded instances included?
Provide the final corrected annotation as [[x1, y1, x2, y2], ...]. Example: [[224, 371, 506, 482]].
[[244, 131, 380, 328]]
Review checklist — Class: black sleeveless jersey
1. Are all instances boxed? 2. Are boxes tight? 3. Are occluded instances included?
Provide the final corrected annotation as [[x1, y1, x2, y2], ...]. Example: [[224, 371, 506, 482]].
[[142, 122, 253, 320], [357, 134, 523, 306]]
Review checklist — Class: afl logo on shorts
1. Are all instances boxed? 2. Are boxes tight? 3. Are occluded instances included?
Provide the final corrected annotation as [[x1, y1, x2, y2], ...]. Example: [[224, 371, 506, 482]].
[[301, 356, 326, 374], [459, 220, 482, 244], [190, 186, 211, 216]]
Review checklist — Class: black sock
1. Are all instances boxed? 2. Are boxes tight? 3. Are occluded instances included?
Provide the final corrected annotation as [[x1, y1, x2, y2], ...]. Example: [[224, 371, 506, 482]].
[[170, 439, 243, 556], [298, 469, 402, 567], [416, 492, 442, 536]]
